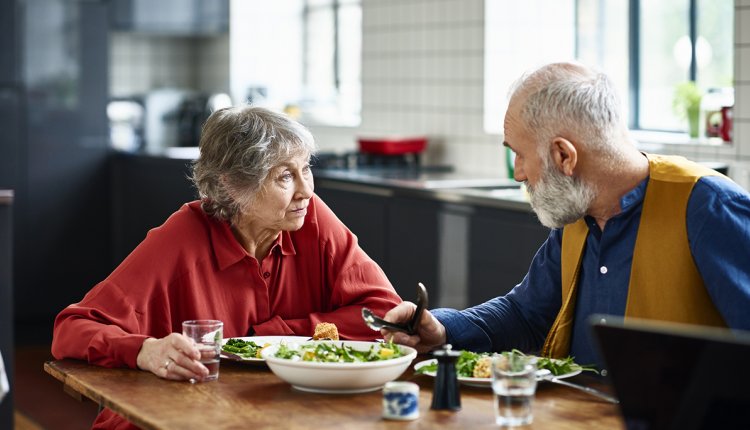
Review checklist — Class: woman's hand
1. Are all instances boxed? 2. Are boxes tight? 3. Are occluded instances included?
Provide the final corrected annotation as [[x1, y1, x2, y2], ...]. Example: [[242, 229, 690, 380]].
[[136, 333, 209, 381], [380, 301, 447, 353]]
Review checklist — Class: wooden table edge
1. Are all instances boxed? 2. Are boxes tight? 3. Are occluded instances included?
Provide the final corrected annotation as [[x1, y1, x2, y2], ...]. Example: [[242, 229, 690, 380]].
[[44, 360, 158, 429], [44, 361, 99, 403]]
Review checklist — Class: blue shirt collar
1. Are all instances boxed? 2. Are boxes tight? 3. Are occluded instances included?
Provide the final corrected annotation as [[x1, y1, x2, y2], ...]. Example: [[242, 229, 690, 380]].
[[619, 177, 649, 212], [583, 177, 649, 228]]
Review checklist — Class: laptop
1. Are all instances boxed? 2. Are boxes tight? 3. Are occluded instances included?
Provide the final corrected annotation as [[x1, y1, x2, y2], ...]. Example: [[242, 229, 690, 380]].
[[590, 315, 750, 430]]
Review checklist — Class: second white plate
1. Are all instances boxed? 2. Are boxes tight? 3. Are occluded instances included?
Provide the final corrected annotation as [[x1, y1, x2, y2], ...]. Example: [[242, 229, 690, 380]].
[[413, 358, 582, 388]]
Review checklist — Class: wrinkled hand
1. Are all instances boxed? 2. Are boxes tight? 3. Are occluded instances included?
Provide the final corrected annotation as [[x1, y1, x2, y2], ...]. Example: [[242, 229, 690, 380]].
[[136, 333, 209, 381], [380, 301, 446, 353]]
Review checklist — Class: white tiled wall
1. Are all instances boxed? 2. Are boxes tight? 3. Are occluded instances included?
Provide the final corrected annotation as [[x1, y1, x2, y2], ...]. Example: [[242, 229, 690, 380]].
[[110, 33, 230, 97], [310, 0, 504, 176], [310, 0, 750, 189]]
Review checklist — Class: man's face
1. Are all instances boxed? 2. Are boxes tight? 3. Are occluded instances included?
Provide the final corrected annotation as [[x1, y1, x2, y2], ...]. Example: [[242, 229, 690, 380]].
[[504, 99, 595, 229]]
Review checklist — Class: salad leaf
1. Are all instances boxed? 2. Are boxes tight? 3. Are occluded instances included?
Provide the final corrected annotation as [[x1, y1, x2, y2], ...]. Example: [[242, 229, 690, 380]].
[[274, 339, 404, 363], [222, 338, 267, 359]]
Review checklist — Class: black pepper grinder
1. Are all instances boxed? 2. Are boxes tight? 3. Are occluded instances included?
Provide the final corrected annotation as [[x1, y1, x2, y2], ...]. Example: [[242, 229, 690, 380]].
[[430, 344, 461, 411]]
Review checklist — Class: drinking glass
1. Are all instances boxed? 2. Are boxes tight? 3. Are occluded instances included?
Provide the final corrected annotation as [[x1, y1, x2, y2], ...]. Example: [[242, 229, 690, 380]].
[[491, 352, 538, 426], [182, 320, 223, 382]]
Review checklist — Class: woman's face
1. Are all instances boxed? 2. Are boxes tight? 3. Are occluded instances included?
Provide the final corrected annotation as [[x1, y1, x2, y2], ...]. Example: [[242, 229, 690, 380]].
[[241, 153, 315, 232]]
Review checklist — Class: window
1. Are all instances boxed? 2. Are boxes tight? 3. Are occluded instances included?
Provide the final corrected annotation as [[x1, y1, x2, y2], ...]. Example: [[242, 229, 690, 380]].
[[301, 0, 361, 126], [577, 0, 734, 135], [229, 0, 361, 126], [483, 0, 576, 134]]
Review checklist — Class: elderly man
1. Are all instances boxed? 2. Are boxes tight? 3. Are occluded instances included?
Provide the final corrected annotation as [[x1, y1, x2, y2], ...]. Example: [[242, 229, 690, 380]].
[[383, 62, 750, 368]]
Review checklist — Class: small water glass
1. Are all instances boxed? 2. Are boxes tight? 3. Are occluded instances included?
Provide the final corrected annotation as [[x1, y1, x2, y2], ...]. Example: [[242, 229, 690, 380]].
[[182, 319, 223, 382], [491, 352, 538, 427]]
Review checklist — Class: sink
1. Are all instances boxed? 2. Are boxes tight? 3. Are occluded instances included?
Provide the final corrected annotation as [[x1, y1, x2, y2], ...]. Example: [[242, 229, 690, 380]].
[[455, 185, 528, 203], [416, 177, 521, 190], [463, 184, 521, 190]]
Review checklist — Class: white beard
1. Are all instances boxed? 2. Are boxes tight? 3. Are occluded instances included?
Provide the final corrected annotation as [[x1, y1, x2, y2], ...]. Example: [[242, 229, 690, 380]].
[[527, 165, 595, 229]]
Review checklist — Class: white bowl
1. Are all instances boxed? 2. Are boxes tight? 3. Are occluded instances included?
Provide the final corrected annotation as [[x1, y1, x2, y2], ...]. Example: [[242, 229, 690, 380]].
[[262, 341, 417, 394]]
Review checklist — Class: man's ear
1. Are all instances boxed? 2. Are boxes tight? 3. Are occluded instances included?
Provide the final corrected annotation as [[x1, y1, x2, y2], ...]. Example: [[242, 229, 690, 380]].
[[551, 137, 577, 176]]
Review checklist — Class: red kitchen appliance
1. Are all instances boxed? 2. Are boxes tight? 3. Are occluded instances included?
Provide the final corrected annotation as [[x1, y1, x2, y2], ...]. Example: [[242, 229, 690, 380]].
[[357, 136, 428, 155]]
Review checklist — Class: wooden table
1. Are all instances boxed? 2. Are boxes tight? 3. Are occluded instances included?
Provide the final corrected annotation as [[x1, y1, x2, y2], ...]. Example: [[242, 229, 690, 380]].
[[45, 358, 624, 429]]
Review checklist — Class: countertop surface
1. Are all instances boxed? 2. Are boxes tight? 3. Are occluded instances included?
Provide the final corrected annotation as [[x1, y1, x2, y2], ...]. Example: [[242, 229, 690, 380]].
[[313, 167, 532, 212]]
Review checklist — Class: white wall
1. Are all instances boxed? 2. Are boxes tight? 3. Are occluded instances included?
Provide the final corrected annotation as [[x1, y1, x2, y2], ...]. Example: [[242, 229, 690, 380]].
[[309, 0, 750, 189], [310, 0, 503, 176]]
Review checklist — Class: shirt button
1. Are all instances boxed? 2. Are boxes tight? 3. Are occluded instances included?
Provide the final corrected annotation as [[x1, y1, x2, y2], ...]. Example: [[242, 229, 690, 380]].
[[599, 266, 608, 274], [263, 272, 270, 279]]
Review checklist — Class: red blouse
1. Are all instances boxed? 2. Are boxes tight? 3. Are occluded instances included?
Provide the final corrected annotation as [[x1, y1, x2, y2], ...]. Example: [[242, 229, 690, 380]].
[[52, 195, 401, 368]]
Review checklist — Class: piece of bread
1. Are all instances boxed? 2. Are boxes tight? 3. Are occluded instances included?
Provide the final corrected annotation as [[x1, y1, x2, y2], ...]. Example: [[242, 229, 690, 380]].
[[313, 322, 339, 340]]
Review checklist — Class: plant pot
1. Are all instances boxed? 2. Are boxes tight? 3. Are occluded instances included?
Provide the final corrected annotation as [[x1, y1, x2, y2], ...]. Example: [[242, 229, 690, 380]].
[[687, 107, 700, 138]]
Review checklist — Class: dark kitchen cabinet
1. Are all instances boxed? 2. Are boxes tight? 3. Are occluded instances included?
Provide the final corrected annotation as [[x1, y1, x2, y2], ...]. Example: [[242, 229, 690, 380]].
[[0, 192, 13, 430], [385, 197, 440, 302], [468, 207, 549, 305], [314, 180, 442, 304], [314, 181, 390, 269], [0, 0, 17, 83], [314, 177, 549, 308], [5, 0, 112, 344], [111, 153, 198, 262], [0, 89, 21, 192], [110, 0, 229, 35]]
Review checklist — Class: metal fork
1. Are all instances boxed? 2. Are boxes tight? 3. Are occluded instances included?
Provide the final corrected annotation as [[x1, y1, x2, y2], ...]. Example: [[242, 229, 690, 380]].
[[362, 282, 429, 335]]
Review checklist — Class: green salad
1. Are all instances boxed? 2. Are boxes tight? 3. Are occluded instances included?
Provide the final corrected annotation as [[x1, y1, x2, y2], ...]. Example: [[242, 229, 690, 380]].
[[416, 349, 596, 377], [274, 340, 405, 363], [222, 338, 269, 359]]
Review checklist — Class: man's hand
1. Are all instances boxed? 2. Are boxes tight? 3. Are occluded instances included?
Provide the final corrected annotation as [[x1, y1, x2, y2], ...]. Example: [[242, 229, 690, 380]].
[[136, 333, 209, 381], [380, 301, 447, 353]]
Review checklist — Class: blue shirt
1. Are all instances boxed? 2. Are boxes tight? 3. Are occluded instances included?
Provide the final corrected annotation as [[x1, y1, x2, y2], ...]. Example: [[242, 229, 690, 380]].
[[433, 175, 750, 369]]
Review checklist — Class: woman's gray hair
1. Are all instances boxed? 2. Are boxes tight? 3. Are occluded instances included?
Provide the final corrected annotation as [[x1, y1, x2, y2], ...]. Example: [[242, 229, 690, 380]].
[[508, 62, 626, 162], [191, 105, 317, 222]]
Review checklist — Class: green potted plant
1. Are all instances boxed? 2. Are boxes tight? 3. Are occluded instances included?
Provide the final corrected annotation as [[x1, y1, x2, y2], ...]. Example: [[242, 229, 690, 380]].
[[673, 81, 702, 138]]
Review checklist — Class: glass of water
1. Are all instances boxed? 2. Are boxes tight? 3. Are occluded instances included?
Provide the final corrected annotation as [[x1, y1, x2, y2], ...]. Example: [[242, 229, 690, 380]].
[[491, 352, 538, 426], [182, 320, 223, 382]]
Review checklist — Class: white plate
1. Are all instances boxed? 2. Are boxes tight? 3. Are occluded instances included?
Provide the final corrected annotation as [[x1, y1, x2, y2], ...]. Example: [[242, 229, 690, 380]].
[[413, 358, 582, 388], [262, 341, 417, 394], [220, 336, 311, 363]]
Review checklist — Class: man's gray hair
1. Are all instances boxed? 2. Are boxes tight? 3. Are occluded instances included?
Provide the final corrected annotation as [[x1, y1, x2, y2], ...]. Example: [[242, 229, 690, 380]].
[[508, 62, 626, 161], [191, 105, 317, 222]]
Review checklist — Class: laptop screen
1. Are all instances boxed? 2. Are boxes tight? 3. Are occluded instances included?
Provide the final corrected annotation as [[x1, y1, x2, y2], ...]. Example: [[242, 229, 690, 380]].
[[590, 316, 750, 430]]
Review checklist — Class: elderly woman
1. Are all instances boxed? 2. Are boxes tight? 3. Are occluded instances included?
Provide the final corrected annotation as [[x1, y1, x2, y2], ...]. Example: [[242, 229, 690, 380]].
[[52, 106, 400, 392]]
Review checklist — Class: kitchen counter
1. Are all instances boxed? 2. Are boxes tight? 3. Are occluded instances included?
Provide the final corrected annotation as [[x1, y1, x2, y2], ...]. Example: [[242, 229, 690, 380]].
[[313, 167, 532, 212]]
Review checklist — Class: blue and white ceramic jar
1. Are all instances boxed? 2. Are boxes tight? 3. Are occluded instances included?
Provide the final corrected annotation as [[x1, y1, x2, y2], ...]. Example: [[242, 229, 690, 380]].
[[382, 381, 420, 420]]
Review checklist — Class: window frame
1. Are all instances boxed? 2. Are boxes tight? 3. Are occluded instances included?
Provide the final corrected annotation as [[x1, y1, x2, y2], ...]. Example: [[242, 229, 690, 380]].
[[617, 0, 722, 132]]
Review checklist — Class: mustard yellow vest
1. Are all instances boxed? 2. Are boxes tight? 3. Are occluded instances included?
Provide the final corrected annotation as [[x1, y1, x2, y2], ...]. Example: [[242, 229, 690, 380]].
[[542, 154, 727, 358]]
